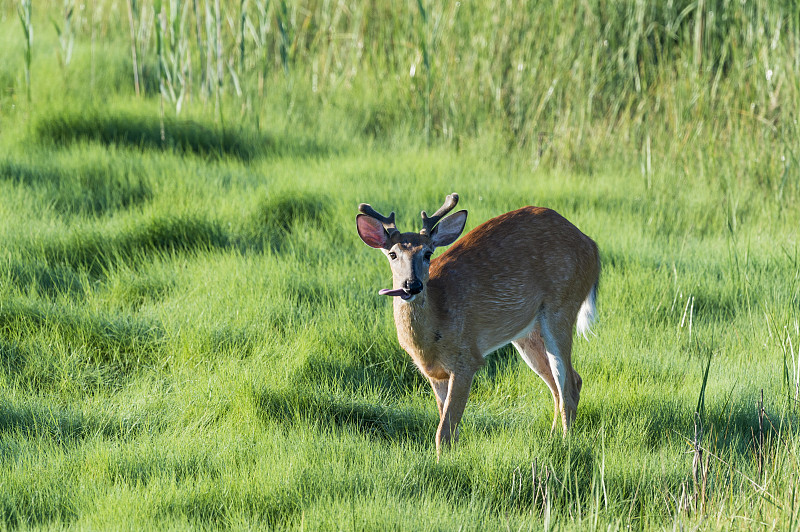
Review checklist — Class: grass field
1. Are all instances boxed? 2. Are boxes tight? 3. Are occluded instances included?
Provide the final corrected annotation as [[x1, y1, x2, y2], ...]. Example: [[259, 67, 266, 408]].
[[1, 0, 799, 529]]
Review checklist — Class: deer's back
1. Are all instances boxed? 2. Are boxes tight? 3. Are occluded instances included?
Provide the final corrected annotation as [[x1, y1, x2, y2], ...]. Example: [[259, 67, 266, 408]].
[[426, 207, 599, 352]]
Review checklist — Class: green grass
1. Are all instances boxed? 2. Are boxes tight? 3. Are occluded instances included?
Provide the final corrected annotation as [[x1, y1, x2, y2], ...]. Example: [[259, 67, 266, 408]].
[[1, 1, 799, 530]]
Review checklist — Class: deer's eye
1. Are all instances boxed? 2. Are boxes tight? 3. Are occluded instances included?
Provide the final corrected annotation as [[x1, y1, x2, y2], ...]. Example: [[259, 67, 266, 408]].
[[388, 251, 397, 260], [423, 251, 433, 261]]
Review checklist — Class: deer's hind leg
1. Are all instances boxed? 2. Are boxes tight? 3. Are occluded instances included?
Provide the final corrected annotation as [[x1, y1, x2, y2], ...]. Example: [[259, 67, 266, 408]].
[[513, 327, 562, 432], [539, 311, 582, 432]]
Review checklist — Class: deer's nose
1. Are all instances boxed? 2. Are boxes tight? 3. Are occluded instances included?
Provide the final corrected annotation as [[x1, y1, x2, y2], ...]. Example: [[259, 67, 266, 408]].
[[404, 279, 423, 295]]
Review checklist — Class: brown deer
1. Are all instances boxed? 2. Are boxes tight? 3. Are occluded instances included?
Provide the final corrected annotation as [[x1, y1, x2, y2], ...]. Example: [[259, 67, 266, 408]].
[[356, 193, 600, 456]]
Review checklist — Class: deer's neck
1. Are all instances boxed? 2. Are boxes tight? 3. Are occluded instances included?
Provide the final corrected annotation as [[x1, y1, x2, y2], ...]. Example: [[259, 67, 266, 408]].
[[393, 294, 438, 360]]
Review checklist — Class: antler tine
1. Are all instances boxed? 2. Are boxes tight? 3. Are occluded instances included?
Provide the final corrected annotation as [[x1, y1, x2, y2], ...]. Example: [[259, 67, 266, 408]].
[[420, 193, 459, 235], [359, 203, 399, 236]]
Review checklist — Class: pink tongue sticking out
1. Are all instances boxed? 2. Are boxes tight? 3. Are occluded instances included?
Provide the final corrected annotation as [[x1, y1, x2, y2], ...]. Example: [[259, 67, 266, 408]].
[[378, 288, 407, 297]]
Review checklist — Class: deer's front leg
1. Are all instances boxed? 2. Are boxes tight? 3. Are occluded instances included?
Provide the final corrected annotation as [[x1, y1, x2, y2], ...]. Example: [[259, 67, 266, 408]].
[[436, 371, 474, 458], [429, 377, 449, 418]]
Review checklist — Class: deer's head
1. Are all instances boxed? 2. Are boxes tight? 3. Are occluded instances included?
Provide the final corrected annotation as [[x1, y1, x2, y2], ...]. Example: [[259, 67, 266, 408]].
[[357, 193, 467, 302]]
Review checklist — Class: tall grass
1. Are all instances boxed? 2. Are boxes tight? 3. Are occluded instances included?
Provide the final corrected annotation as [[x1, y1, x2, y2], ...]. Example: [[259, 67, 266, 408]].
[[125, 0, 141, 97], [16, 0, 32, 105], [6, 1, 798, 167], [51, 0, 75, 75]]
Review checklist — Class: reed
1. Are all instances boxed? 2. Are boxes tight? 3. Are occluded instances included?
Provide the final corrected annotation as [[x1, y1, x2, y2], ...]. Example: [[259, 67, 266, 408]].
[[8, 0, 794, 177], [125, 0, 141, 97], [16, 0, 33, 104], [51, 0, 75, 75]]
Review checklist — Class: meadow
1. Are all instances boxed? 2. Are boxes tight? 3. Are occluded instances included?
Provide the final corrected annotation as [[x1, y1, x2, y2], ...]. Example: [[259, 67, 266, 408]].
[[0, 0, 799, 529]]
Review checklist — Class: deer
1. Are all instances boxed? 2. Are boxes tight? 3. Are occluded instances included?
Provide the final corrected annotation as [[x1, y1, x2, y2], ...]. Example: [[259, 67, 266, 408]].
[[356, 193, 600, 456]]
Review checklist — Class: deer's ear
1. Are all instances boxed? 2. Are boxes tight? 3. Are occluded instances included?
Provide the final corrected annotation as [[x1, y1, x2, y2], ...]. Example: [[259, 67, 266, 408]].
[[430, 210, 467, 247], [357, 214, 390, 248]]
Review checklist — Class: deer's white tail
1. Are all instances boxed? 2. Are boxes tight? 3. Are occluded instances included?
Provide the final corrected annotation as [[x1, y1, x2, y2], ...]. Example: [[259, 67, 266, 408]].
[[576, 280, 598, 340]]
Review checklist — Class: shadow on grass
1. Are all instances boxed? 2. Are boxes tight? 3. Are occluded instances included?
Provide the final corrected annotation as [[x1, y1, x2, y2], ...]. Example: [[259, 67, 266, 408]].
[[255, 349, 536, 446], [6, 259, 87, 298], [35, 110, 332, 161], [241, 191, 332, 253], [0, 338, 27, 376], [254, 192, 330, 232], [153, 480, 301, 529], [0, 300, 165, 373], [12, 191, 333, 292], [576, 391, 789, 459], [253, 385, 436, 444], [0, 397, 146, 446], [40, 215, 230, 277], [290, 350, 427, 401], [291, 342, 523, 406], [0, 158, 153, 216], [105, 273, 176, 310]]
